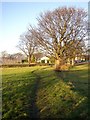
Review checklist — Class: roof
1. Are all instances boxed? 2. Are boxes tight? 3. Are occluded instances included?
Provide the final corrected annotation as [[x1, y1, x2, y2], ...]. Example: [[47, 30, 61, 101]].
[[40, 56, 49, 60]]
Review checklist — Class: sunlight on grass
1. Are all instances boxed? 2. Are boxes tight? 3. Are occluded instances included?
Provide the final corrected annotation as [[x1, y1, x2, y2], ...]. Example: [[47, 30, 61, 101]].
[[71, 64, 88, 71], [2, 64, 88, 119], [2, 67, 39, 119]]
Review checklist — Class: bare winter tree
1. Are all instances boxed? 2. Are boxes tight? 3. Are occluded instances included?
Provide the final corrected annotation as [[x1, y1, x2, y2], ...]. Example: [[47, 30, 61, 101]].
[[30, 7, 87, 70], [17, 28, 38, 65], [1, 51, 10, 58]]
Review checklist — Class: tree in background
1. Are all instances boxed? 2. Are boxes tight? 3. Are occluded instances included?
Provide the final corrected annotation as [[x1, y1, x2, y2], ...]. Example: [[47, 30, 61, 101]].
[[17, 28, 39, 65], [1, 51, 10, 58]]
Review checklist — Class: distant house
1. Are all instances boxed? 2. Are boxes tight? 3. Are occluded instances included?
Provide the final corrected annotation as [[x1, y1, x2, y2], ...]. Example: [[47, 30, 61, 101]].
[[34, 53, 43, 63], [10, 53, 25, 63], [34, 53, 50, 64], [2, 57, 15, 64], [40, 56, 50, 63], [2, 53, 26, 65], [74, 54, 90, 64], [83, 54, 90, 61]]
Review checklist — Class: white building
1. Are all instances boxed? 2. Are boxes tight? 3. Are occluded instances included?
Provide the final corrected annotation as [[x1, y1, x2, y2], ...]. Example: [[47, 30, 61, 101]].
[[40, 56, 50, 63]]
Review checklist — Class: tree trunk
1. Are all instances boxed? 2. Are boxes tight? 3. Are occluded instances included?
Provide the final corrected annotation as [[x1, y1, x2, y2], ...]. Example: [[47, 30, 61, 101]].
[[67, 58, 71, 65], [71, 58, 75, 66], [28, 55, 32, 65], [55, 58, 63, 71], [55, 57, 71, 71]]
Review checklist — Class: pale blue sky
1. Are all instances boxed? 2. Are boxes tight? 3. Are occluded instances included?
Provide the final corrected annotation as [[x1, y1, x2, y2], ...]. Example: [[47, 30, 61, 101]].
[[0, 2, 88, 54]]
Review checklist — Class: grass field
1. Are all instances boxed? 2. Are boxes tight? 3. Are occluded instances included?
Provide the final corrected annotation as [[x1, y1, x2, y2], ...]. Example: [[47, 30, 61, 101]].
[[2, 64, 88, 119]]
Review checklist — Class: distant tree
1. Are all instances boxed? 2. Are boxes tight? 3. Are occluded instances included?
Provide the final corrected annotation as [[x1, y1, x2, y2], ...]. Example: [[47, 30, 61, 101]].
[[30, 7, 87, 70], [17, 29, 38, 65], [31, 55, 36, 63], [1, 51, 10, 58]]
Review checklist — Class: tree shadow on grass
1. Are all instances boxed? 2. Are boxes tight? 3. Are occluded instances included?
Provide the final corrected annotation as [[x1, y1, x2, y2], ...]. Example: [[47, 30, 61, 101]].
[[54, 68, 89, 119], [62, 69, 88, 97], [30, 66, 89, 119], [31, 66, 88, 120]]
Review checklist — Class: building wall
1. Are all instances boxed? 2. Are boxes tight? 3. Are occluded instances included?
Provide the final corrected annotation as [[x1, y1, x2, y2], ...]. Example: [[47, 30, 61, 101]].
[[2, 58, 22, 64], [40, 56, 50, 63]]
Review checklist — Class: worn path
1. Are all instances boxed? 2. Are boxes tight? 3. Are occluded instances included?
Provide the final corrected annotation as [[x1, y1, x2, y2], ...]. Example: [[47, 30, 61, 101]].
[[29, 69, 41, 119]]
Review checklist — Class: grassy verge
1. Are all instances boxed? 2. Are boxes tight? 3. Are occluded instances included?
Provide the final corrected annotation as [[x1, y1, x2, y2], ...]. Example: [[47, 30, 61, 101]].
[[2, 64, 88, 119]]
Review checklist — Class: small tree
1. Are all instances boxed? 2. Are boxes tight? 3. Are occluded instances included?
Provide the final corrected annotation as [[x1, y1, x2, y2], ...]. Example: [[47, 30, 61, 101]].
[[17, 28, 38, 65], [1, 51, 10, 58]]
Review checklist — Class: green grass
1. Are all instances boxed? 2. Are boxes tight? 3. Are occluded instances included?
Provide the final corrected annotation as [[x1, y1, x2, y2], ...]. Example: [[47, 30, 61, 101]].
[[62, 64, 88, 96], [35, 64, 88, 119], [2, 64, 88, 119], [2, 66, 45, 119]]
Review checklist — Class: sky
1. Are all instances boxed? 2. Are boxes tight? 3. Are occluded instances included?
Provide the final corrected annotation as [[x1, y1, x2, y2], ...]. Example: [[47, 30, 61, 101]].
[[0, 1, 89, 54]]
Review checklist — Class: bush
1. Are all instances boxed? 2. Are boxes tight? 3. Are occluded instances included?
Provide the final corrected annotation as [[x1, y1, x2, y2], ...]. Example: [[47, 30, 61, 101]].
[[1, 63, 36, 68], [22, 59, 28, 63]]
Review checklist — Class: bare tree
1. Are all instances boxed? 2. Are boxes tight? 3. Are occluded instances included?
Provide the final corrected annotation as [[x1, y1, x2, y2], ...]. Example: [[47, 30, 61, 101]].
[[1, 51, 10, 58], [17, 29, 38, 65], [30, 7, 87, 70]]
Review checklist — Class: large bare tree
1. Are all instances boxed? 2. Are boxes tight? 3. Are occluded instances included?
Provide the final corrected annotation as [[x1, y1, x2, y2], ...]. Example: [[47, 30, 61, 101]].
[[30, 7, 87, 70]]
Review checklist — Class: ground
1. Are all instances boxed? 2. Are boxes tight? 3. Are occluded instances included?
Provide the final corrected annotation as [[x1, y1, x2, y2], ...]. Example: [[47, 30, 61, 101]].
[[1, 64, 89, 119]]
